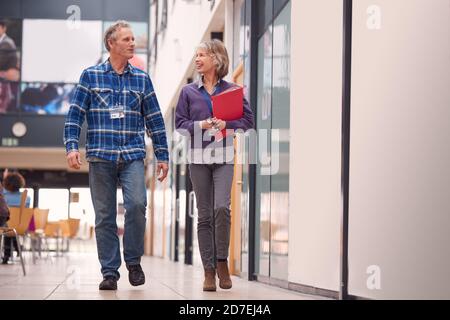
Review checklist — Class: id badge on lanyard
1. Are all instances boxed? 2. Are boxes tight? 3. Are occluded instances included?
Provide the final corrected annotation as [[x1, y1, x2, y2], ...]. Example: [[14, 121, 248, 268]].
[[110, 75, 125, 119], [110, 105, 125, 119]]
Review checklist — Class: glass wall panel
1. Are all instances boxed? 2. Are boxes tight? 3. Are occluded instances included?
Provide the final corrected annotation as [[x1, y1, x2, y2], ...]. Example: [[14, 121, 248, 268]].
[[240, 0, 252, 276], [269, 1, 290, 281], [254, 0, 291, 281], [256, 0, 273, 38], [273, 0, 290, 17], [255, 26, 273, 277]]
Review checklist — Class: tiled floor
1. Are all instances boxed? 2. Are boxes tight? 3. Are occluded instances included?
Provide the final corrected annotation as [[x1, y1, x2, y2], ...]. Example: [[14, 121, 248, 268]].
[[0, 240, 323, 300]]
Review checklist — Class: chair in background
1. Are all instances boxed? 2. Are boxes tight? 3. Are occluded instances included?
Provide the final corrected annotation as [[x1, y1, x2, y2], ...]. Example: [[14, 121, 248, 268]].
[[43, 221, 62, 257], [0, 190, 29, 275], [0, 228, 26, 275], [27, 208, 50, 260], [68, 218, 80, 238], [33, 209, 49, 232], [59, 218, 80, 252]]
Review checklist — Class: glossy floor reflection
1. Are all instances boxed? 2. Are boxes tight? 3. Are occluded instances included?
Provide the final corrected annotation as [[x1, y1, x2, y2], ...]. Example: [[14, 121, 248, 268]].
[[0, 240, 324, 300]]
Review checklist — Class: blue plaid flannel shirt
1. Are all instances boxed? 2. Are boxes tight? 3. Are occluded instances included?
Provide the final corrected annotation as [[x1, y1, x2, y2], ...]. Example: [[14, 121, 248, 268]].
[[63, 59, 169, 163]]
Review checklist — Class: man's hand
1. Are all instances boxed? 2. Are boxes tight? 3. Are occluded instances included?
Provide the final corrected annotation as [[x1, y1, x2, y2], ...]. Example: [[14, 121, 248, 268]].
[[67, 151, 82, 170], [156, 162, 169, 182]]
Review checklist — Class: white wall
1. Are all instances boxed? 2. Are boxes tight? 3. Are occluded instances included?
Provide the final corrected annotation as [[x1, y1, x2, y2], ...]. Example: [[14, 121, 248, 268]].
[[151, 0, 226, 117], [288, 0, 343, 291], [348, 0, 450, 299], [22, 20, 102, 83]]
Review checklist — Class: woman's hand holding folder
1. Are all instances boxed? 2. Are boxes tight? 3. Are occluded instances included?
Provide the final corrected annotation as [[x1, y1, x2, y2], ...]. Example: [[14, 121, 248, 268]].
[[211, 86, 244, 141]]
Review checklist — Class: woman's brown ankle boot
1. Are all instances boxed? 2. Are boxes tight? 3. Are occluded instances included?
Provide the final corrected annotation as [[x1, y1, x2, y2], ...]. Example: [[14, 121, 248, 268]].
[[217, 261, 232, 289], [203, 269, 217, 292]]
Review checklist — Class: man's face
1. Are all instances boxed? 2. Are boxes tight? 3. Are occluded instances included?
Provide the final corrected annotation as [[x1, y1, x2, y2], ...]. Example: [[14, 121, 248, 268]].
[[109, 27, 135, 60], [0, 25, 6, 37]]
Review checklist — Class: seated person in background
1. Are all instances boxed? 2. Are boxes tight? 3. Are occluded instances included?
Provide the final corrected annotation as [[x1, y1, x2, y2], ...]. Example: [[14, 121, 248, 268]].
[[3, 170, 31, 207], [0, 181, 10, 263], [0, 181, 10, 228], [2, 170, 31, 264]]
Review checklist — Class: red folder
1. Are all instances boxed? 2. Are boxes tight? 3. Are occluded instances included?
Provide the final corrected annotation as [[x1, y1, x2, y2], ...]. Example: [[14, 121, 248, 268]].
[[211, 86, 244, 141]]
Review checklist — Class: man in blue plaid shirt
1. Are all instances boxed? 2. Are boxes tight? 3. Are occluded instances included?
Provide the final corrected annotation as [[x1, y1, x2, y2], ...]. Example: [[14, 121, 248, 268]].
[[64, 21, 169, 291]]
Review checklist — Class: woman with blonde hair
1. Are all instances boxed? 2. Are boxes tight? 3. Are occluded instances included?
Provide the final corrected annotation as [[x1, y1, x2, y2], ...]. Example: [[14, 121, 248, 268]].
[[175, 39, 254, 291]]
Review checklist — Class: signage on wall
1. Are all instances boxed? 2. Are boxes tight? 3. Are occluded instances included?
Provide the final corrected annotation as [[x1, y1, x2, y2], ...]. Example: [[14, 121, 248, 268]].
[[2, 137, 19, 147], [70, 192, 80, 203]]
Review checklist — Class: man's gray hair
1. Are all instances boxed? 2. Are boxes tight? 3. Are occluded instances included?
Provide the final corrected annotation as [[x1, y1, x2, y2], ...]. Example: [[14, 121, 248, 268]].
[[104, 20, 131, 52]]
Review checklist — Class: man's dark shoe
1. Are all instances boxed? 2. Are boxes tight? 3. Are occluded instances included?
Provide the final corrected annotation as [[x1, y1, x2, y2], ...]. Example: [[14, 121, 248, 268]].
[[126, 264, 145, 286], [99, 276, 118, 290]]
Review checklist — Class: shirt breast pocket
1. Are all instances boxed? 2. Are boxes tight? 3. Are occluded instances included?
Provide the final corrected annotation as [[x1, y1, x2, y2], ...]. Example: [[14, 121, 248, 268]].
[[92, 88, 113, 108], [127, 90, 142, 112]]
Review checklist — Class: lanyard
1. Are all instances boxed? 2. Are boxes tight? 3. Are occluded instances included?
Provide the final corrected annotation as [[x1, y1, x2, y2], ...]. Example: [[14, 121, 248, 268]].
[[113, 74, 125, 107]]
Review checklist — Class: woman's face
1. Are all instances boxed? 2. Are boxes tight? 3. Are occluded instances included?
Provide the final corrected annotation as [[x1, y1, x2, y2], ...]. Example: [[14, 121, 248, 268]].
[[195, 48, 216, 75]]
